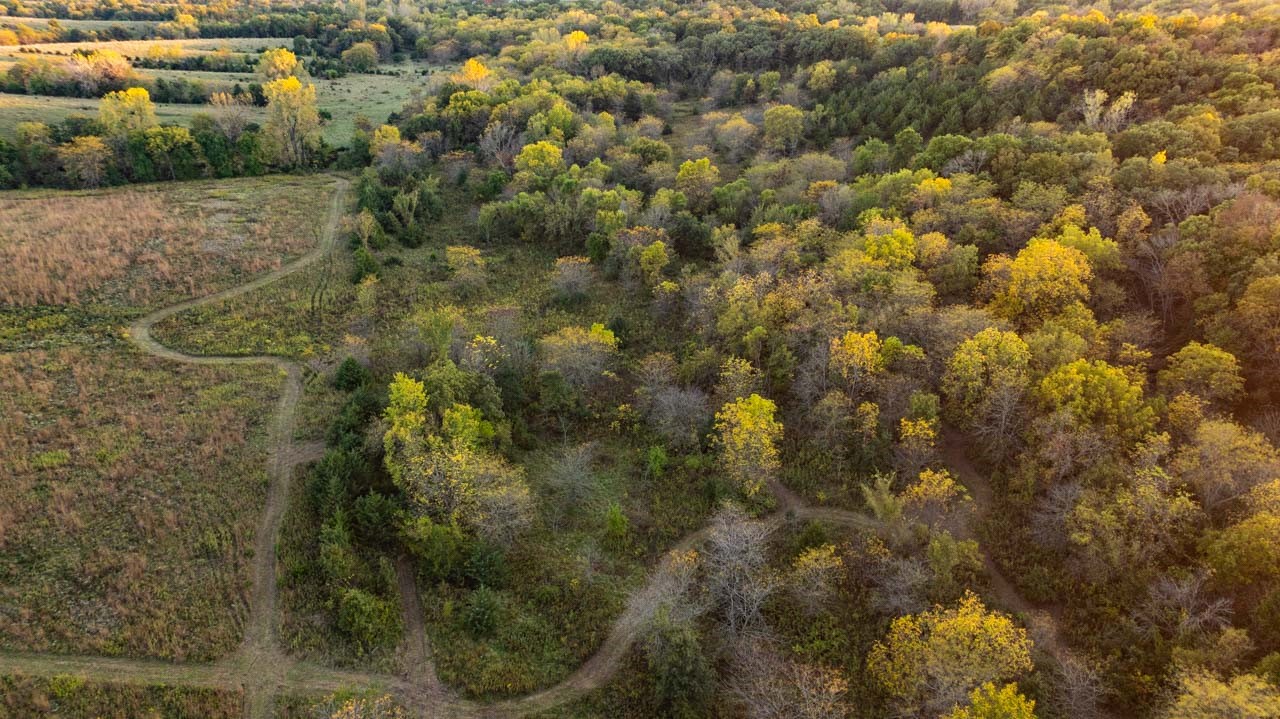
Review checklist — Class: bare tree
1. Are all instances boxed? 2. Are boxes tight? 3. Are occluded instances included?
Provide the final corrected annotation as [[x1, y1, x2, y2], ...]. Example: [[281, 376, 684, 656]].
[[1029, 482, 1082, 553], [728, 634, 851, 719], [1053, 655, 1107, 719], [479, 121, 522, 170], [1133, 572, 1232, 643], [704, 504, 777, 635], [870, 556, 931, 616], [210, 91, 253, 143], [551, 255, 595, 301], [972, 377, 1026, 463], [545, 442, 599, 514], [630, 549, 705, 627]]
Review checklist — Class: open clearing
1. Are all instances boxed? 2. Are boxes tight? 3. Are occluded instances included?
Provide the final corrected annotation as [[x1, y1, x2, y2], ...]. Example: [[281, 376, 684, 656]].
[[0, 62, 429, 142], [0, 175, 338, 312], [0, 91, 224, 137], [0, 36, 292, 58], [0, 346, 281, 662], [0, 15, 159, 31]]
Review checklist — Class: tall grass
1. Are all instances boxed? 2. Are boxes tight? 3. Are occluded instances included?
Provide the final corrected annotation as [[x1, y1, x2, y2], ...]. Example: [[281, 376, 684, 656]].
[[0, 347, 280, 660], [0, 177, 330, 308]]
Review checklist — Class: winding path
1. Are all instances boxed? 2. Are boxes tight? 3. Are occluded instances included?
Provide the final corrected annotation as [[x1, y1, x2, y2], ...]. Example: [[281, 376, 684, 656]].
[[0, 178, 1077, 716]]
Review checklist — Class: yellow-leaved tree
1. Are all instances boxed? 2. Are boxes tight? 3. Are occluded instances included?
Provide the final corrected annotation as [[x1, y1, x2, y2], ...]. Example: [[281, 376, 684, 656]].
[[868, 592, 1034, 717], [59, 135, 111, 188], [714, 393, 783, 497], [263, 75, 320, 167], [99, 87, 156, 135], [985, 238, 1093, 323], [257, 47, 301, 80], [451, 57, 494, 90]]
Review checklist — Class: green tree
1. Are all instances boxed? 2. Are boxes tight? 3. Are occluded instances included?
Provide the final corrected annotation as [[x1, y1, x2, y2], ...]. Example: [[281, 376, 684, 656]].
[[514, 140, 564, 188], [807, 60, 838, 93], [342, 41, 380, 72], [1158, 342, 1245, 408], [1236, 275, 1280, 378], [1204, 513, 1280, 590], [337, 588, 401, 656], [142, 125, 202, 180], [943, 328, 1031, 429], [644, 611, 713, 719], [675, 157, 720, 213], [637, 240, 670, 288], [763, 104, 805, 154]]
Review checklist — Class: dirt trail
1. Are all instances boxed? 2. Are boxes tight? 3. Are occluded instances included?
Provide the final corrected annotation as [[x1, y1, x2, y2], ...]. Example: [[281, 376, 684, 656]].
[[395, 556, 447, 703], [939, 429, 1073, 666]]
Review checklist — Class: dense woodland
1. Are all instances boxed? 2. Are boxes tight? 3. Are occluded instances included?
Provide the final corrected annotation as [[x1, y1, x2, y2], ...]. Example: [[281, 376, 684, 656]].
[[3, 0, 1280, 717]]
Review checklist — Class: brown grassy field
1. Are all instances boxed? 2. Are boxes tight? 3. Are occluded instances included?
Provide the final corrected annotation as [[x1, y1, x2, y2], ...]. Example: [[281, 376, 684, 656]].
[[0, 674, 243, 719], [0, 175, 337, 309], [0, 346, 281, 661], [0, 36, 291, 58]]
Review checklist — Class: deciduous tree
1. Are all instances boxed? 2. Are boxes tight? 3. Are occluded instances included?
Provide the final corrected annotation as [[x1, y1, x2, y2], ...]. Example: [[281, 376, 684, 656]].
[[99, 87, 156, 135], [263, 75, 320, 167], [868, 592, 1034, 717], [714, 394, 782, 497]]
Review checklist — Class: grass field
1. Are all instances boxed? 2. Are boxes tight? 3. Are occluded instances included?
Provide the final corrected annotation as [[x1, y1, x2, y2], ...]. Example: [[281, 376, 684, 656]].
[[0, 61, 431, 143], [0, 175, 338, 312], [0, 673, 243, 719], [0, 15, 158, 31], [0, 346, 281, 661], [0, 174, 346, 661], [0, 92, 227, 137], [150, 242, 355, 361], [0, 36, 292, 57]]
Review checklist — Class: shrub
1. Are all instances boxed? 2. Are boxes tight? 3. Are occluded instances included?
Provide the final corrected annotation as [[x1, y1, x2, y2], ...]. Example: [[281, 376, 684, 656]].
[[351, 246, 379, 283], [604, 502, 630, 549], [337, 588, 401, 656], [464, 585, 501, 637], [333, 357, 372, 390]]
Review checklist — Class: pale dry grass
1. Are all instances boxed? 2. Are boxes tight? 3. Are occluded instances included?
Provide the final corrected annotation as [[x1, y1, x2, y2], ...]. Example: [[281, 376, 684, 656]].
[[0, 176, 334, 308], [0, 347, 280, 661]]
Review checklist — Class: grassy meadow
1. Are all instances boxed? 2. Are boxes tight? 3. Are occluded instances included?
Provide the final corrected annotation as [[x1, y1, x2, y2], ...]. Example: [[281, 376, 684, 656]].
[[0, 674, 243, 719], [0, 61, 431, 143], [0, 14, 158, 31], [0, 36, 291, 57], [0, 173, 344, 663], [0, 174, 339, 351], [0, 346, 281, 661]]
